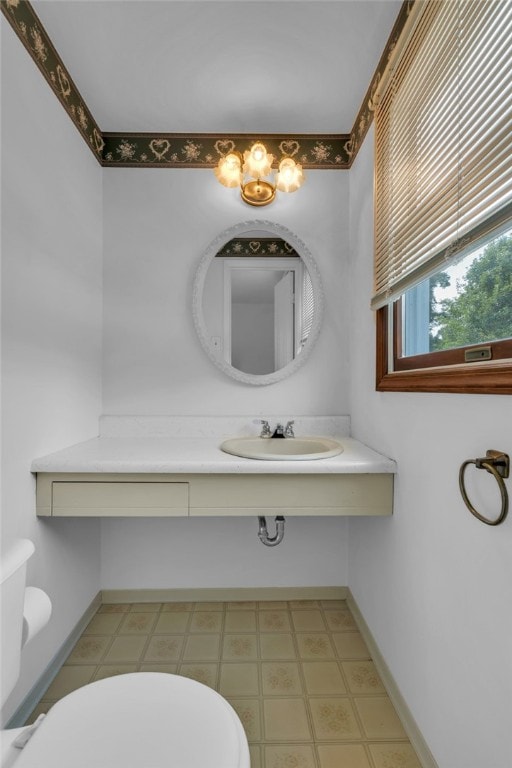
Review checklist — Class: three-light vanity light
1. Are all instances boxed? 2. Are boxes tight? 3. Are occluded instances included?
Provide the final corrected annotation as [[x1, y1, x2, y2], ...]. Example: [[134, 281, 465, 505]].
[[214, 141, 305, 206]]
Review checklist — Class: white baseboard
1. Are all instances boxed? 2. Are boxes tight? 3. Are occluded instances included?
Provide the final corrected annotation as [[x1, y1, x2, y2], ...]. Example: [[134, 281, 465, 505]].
[[101, 586, 348, 603], [347, 590, 438, 768], [7, 592, 102, 728]]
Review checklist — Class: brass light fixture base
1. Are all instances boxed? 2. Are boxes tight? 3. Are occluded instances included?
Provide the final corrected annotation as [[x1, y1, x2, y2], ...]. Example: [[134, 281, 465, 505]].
[[241, 180, 276, 207]]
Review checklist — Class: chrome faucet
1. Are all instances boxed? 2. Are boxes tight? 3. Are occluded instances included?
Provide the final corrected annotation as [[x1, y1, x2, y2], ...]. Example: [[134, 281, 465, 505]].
[[258, 420, 272, 438], [259, 420, 295, 438], [284, 420, 295, 437]]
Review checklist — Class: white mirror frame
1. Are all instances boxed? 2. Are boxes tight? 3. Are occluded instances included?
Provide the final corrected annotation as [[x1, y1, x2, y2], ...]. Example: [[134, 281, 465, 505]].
[[192, 220, 324, 385]]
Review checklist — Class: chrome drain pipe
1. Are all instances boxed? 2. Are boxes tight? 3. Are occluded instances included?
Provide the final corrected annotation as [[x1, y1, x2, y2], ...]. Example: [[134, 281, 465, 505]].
[[258, 516, 285, 547]]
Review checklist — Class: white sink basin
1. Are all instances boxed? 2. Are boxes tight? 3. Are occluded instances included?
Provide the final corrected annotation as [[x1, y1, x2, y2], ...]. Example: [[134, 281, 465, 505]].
[[220, 436, 343, 461]]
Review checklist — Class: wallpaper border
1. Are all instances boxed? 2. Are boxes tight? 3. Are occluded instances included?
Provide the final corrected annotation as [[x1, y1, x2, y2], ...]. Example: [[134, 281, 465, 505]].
[[2, 0, 414, 169], [1, 0, 104, 161]]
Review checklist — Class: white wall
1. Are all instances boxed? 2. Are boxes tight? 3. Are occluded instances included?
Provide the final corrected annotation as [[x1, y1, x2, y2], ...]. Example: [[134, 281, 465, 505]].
[[101, 516, 348, 590], [102, 167, 350, 415], [1, 22, 103, 723], [348, 126, 512, 768], [100, 165, 350, 591]]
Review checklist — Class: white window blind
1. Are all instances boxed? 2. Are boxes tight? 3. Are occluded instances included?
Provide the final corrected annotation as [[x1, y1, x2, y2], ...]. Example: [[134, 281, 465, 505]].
[[372, 0, 512, 310], [299, 267, 314, 350]]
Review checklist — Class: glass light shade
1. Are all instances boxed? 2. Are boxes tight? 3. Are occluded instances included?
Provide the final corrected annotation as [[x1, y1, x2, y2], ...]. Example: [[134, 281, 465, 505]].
[[243, 142, 273, 178], [215, 152, 242, 188], [275, 157, 304, 193]]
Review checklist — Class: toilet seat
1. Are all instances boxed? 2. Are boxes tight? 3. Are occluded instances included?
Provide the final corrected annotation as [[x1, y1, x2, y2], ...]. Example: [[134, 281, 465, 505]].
[[12, 673, 250, 768]]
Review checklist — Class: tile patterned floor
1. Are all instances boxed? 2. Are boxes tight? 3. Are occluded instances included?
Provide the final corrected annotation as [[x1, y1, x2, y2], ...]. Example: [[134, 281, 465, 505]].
[[28, 599, 422, 768]]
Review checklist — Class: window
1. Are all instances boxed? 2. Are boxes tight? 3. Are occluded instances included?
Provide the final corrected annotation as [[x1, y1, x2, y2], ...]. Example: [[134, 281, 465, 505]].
[[373, 0, 512, 393]]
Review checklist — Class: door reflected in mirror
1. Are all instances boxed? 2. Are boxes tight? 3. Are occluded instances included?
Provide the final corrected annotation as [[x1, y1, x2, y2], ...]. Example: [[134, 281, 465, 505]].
[[203, 241, 314, 375], [193, 222, 323, 385]]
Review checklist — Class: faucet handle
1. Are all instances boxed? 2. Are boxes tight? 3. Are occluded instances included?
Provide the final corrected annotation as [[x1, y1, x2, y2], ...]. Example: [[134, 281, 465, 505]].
[[258, 420, 272, 438], [284, 420, 295, 437]]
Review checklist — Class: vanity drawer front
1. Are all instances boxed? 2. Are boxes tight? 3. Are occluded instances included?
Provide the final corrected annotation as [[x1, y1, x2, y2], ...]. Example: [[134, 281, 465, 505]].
[[190, 474, 393, 516], [51, 482, 189, 517]]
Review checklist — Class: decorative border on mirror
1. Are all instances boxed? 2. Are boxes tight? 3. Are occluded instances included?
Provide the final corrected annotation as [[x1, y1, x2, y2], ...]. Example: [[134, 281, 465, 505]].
[[1, 0, 104, 161], [2, 0, 415, 169], [215, 238, 299, 258], [102, 134, 351, 169]]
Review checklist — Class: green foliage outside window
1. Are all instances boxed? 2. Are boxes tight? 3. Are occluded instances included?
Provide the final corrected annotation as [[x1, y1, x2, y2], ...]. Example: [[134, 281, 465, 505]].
[[430, 236, 512, 351]]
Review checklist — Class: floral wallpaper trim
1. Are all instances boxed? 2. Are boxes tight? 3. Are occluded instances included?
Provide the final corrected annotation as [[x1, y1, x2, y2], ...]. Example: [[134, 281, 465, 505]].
[[346, 0, 416, 162], [215, 239, 299, 258], [101, 133, 351, 169], [1, 0, 104, 161], [2, 0, 414, 169]]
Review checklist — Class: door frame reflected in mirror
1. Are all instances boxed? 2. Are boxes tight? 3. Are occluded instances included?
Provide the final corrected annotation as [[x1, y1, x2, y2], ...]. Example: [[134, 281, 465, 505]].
[[223, 257, 303, 374], [192, 220, 324, 386]]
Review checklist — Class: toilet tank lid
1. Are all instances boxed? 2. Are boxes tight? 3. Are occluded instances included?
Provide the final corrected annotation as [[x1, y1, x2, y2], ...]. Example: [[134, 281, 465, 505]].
[[0, 540, 35, 584]]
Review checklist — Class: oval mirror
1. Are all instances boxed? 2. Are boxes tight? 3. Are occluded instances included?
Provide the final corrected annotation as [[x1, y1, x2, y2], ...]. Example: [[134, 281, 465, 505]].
[[193, 221, 324, 385]]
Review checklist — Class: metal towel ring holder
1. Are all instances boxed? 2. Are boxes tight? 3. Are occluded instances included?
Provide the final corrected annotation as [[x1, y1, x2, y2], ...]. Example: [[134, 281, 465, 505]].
[[459, 450, 510, 526]]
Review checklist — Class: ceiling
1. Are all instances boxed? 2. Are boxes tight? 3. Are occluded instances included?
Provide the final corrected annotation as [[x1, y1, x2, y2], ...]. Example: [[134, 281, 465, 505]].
[[31, 0, 402, 134]]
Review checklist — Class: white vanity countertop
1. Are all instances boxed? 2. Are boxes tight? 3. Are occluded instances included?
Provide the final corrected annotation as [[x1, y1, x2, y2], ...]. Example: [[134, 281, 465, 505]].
[[31, 436, 395, 475]]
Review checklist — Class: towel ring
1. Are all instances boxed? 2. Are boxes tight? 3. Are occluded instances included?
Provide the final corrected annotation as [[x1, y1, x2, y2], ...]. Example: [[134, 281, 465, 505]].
[[459, 450, 509, 526]]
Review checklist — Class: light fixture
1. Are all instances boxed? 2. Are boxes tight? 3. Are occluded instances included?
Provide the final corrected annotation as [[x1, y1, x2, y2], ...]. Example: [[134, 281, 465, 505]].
[[215, 141, 304, 206]]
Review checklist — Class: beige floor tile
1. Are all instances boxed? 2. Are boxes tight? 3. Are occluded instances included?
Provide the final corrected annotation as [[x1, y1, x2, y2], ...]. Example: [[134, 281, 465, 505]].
[[93, 664, 138, 681], [194, 601, 223, 611], [258, 600, 287, 610], [189, 611, 223, 632], [178, 663, 218, 688], [222, 634, 258, 661], [66, 636, 111, 664], [182, 633, 220, 661], [228, 699, 261, 741], [265, 745, 317, 768], [98, 603, 131, 614], [354, 697, 407, 739], [26, 598, 420, 766], [138, 663, 178, 673], [368, 743, 422, 768], [332, 632, 370, 660], [309, 697, 362, 741], [291, 610, 326, 632], [248, 745, 262, 768], [261, 662, 302, 695], [296, 634, 335, 660], [143, 635, 184, 663], [129, 603, 161, 612], [219, 663, 259, 696], [342, 661, 386, 694], [104, 635, 149, 663], [301, 661, 347, 695], [288, 600, 320, 609], [225, 610, 257, 632], [84, 613, 123, 634], [44, 665, 96, 699], [258, 610, 291, 632], [161, 602, 194, 612], [263, 698, 311, 741], [317, 744, 371, 768], [153, 611, 190, 633], [324, 609, 357, 631], [260, 633, 297, 660], [119, 612, 158, 634]]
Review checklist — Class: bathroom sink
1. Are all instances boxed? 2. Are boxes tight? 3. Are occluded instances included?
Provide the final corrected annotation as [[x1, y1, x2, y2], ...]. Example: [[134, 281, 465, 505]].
[[220, 436, 343, 461]]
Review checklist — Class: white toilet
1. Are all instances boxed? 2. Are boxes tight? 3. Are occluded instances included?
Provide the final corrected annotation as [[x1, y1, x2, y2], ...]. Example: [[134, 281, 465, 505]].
[[1, 540, 250, 768]]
